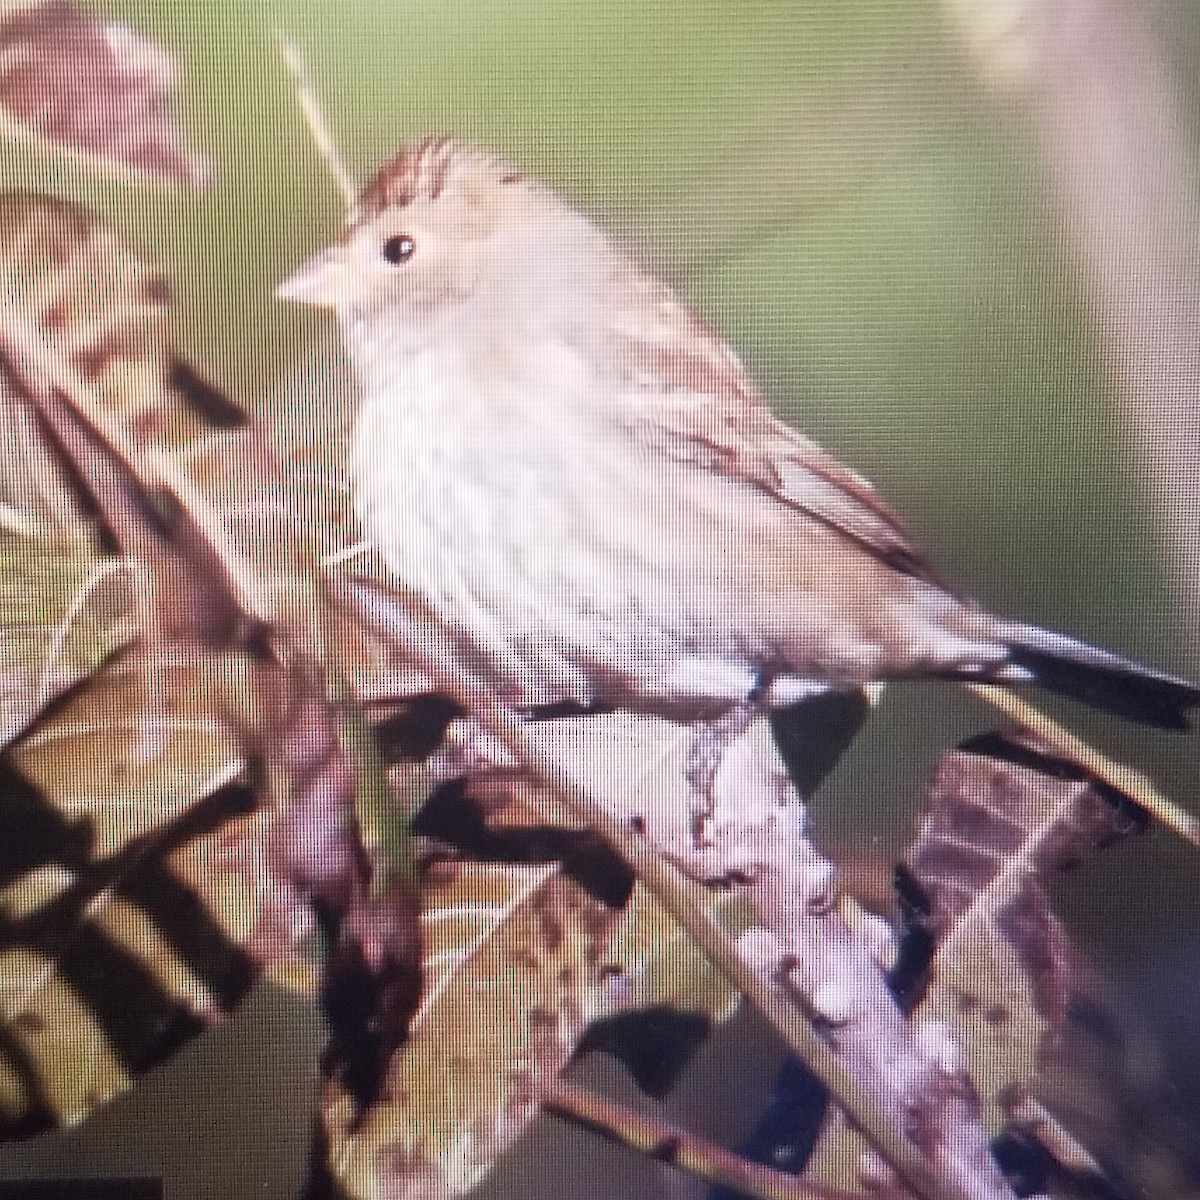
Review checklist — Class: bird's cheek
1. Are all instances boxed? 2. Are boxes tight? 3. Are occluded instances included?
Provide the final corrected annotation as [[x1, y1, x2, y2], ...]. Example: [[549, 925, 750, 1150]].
[[411, 258, 477, 313], [435, 253, 478, 303]]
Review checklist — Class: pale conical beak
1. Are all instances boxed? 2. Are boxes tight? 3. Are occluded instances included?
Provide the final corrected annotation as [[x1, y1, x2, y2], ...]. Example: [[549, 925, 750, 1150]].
[[276, 246, 351, 309]]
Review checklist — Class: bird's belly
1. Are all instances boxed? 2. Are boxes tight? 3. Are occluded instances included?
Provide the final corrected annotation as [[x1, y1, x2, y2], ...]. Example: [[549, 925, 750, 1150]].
[[351, 383, 764, 709]]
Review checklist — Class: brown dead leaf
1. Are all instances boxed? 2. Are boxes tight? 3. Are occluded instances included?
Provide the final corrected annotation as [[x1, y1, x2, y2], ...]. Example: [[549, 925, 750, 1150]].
[[319, 861, 618, 1200], [904, 731, 1146, 1133], [0, 648, 257, 1134], [0, 530, 132, 748], [0, 192, 422, 1142], [0, 0, 211, 185]]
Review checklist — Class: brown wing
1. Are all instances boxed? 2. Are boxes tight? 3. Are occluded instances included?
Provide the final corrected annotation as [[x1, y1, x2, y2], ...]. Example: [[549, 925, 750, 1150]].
[[606, 274, 940, 584]]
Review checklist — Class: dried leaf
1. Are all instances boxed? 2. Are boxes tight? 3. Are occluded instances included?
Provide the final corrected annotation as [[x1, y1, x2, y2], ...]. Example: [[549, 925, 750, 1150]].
[[0, 649, 260, 1134], [0, 193, 421, 1142], [0, 640, 410, 1137], [606, 883, 749, 1024], [320, 862, 618, 1200], [0, 192, 172, 737], [0, 190, 233, 575], [0, 0, 211, 185], [904, 732, 1146, 1133], [0, 530, 131, 747]]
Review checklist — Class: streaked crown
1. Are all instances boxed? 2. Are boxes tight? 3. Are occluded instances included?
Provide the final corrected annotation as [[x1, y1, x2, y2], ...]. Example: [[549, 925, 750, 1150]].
[[358, 137, 524, 217]]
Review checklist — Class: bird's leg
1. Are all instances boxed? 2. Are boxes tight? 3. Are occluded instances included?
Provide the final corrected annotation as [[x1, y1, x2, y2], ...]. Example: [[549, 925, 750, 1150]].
[[685, 699, 762, 843]]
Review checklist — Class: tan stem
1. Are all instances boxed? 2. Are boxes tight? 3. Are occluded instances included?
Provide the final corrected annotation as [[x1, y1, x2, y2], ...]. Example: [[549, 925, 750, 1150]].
[[546, 1076, 859, 1200], [277, 33, 360, 219], [968, 683, 1200, 848]]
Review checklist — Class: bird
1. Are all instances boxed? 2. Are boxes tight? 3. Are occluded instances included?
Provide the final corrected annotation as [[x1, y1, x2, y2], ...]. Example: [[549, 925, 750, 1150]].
[[277, 135, 1199, 785]]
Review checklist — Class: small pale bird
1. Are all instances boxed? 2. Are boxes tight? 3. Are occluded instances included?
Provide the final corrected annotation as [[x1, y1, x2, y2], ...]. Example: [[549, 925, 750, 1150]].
[[279, 136, 1199, 769]]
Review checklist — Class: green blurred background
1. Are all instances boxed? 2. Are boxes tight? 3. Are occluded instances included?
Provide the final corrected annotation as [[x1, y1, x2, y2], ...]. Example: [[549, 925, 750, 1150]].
[[2, 0, 1199, 1195]]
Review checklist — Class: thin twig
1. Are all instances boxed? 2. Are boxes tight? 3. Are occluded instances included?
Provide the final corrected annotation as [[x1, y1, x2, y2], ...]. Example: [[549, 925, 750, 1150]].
[[967, 683, 1200, 848], [277, 32, 359, 219], [546, 1077, 859, 1200]]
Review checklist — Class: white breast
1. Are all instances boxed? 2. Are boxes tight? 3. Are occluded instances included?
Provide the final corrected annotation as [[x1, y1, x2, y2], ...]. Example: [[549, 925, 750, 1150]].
[[353, 337, 638, 701], [348, 329, 782, 710]]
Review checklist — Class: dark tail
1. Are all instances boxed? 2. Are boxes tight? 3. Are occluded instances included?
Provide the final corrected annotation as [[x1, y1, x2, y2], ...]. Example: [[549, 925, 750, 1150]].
[[998, 623, 1200, 730]]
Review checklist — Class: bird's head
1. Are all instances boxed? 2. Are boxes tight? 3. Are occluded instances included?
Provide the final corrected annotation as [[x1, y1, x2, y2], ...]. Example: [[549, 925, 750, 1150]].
[[278, 137, 617, 358]]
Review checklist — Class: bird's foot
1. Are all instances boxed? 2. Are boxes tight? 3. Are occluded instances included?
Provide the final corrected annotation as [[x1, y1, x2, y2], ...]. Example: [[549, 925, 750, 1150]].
[[427, 715, 519, 781], [673, 710, 802, 880]]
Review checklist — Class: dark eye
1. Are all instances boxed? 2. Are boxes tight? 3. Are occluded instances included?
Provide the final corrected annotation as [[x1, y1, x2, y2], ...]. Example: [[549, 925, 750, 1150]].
[[382, 234, 416, 264]]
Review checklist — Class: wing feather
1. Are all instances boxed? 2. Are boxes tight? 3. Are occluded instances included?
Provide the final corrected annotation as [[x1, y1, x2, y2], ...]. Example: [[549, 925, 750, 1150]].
[[604, 274, 939, 584]]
